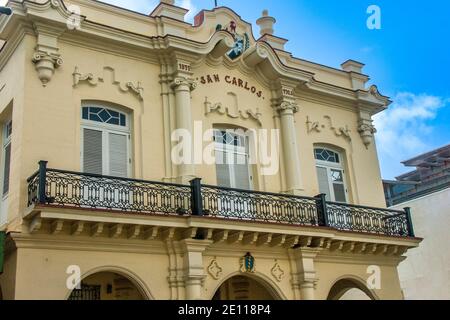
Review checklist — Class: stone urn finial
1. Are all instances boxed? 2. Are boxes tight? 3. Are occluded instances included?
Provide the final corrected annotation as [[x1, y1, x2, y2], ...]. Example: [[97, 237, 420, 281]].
[[256, 10, 276, 36]]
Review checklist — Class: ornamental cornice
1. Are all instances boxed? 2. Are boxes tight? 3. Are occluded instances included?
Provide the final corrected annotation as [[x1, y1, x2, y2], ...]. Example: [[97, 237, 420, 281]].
[[0, 0, 391, 111]]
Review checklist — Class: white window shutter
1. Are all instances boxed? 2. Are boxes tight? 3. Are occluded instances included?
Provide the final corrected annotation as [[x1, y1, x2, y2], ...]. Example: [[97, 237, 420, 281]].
[[83, 128, 103, 175], [316, 166, 331, 201], [234, 153, 250, 190], [3, 143, 11, 195], [215, 150, 231, 188], [108, 133, 128, 178]]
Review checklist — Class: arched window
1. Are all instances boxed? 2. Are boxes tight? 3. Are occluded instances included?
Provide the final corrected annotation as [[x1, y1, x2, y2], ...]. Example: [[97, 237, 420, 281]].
[[81, 104, 131, 178], [314, 147, 348, 203], [214, 129, 253, 190]]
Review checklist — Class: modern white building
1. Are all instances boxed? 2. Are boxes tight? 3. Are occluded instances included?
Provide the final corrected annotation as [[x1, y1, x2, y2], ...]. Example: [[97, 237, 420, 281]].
[[384, 145, 450, 299]]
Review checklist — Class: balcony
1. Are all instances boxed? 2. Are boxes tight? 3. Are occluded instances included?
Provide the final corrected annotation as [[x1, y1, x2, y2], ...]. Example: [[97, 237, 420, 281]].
[[26, 161, 415, 239]]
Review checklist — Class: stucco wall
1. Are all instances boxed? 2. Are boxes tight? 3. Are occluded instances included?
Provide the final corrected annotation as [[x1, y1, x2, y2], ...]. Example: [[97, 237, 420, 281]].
[[395, 188, 450, 300]]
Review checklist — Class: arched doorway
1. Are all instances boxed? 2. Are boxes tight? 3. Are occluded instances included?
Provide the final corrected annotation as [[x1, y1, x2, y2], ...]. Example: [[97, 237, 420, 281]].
[[212, 275, 278, 300], [327, 278, 377, 300], [68, 271, 146, 300]]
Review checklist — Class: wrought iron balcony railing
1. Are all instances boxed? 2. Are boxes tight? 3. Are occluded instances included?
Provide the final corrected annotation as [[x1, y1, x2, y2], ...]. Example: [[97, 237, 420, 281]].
[[27, 161, 415, 238]]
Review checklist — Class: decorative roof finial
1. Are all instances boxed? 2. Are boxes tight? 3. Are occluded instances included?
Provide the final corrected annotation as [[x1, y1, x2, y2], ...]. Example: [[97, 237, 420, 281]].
[[256, 9, 276, 36]]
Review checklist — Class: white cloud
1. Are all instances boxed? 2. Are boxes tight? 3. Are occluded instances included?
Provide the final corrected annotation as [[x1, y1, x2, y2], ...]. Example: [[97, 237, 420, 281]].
[[373, 92, 449, 179], [0, 0, 7, 6]]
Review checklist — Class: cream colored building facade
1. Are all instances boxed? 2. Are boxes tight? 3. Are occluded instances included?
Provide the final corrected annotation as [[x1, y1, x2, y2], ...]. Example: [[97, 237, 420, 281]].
[[0, 0, 421, 300]]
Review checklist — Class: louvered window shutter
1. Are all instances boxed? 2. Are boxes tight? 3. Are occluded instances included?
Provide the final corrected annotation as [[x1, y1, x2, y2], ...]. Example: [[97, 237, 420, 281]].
[[233, 153, 250, 190], [316, 166, 331, 201], [2, 143, 11, 195], [108, 133, 128, 178], [215, 150, 231, 188], [83, 128, 103, 175]]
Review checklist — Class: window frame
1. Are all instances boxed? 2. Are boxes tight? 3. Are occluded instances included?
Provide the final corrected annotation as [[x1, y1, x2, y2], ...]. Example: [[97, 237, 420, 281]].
[[2, 120, 12, 199], [314, 147, 349, 203], [81, 104, 131, 178], [214, 129, 254, 190]]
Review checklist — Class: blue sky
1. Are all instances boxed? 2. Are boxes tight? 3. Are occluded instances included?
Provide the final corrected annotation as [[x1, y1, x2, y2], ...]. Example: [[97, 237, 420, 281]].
[[2, 0, 448, 179]]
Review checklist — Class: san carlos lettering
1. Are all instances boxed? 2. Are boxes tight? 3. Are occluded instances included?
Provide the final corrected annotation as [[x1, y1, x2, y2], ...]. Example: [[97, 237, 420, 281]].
[[198, 74, 264, 99]]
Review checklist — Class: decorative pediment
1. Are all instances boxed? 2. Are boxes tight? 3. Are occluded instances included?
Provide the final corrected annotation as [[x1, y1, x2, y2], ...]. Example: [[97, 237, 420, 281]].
[[194, 7, 257, 46]]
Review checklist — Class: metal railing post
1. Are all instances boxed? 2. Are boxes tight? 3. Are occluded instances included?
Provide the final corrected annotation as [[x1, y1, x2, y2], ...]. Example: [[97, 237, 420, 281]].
[[315, 193, 329, 227], [404, 207, 415, 237], [190, 178, 203, 216], [38, 161, 48, 205]]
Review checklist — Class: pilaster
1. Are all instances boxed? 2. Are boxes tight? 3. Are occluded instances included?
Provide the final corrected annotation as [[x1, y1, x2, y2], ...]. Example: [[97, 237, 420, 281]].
[[289, 247, 321, 300], [180, 239, 213, 300], [170, 58, 198, 184], [272, 81, 303, 194]]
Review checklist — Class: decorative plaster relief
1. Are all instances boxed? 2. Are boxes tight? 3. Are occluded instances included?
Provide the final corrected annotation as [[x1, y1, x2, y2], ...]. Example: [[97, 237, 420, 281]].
[[207, 258, 223, 280], [205, 93, 262, 126], [358, 121, 377, 148], [306, 115, 351, 142], [32, 52, 63, 87], [72, 66, 144, 101], [271, 260, 285, 282]]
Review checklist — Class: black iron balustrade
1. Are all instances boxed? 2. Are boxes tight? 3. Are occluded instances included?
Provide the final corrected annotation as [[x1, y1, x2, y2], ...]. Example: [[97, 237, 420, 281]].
[[27, 161, 415, 238], [201, 185, 319, 226], [27, 161, 192, 215]]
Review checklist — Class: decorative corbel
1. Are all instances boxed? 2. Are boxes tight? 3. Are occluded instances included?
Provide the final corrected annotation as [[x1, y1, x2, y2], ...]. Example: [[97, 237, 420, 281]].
[[31, 22, 65, 87], [357, 107, 377, 148], [32, 51, 63, 87], [358, 119, 377, 148]]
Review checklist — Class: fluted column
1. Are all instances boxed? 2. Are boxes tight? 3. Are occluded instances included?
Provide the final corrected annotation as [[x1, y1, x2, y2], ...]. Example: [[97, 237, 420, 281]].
[[275, 101, 303, 194], [171, 77, 197, 184]]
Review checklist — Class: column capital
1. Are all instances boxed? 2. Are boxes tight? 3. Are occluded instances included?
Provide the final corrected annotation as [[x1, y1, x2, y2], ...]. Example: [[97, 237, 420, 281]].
[[170, 77, 197, 91], [274, 100, 299, 114]]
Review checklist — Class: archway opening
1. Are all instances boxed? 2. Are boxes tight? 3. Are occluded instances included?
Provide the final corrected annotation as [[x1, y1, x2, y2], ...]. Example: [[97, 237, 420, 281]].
[[68, 272, 145, 300], [212, 275, 277, 301], [327, 278, 376, 300]]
